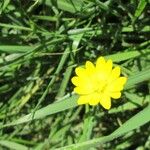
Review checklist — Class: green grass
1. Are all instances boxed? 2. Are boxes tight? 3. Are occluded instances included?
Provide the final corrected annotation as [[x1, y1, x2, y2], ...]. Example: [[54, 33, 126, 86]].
[[0, 0, 150, 149]]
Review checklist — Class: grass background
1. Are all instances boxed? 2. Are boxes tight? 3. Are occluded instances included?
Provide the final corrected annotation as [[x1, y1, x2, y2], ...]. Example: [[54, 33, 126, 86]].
[[0, 0, 150, 149]]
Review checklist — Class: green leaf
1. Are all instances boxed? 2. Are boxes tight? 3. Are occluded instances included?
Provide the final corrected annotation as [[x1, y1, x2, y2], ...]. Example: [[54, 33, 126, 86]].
[[0, 0, 10, 14], [105, 51, 141, 62], [39, 0, 84, 13], [125, 67, 150, 89], [0, 45, 35, 53], [0, 140, 28, 150], [133, 0, 147, 22]]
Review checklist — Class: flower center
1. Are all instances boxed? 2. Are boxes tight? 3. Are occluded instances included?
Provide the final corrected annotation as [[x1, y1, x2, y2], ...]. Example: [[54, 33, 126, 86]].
[[95, 81, 107, 94]]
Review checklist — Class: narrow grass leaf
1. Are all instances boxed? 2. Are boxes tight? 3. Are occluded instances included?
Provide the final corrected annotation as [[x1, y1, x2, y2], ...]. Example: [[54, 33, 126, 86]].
[[105, 49, 149, 62], [39, 0, 84, 13], [125, 67, 150, 89], [0, 45, 35, 53], [133, 0, 147, 22], [0, 23, 31, 31], [0, 140, 28, 150], [0, 0, 10, 13]]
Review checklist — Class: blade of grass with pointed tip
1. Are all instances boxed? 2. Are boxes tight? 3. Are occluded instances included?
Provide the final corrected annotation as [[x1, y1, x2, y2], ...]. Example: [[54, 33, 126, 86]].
[[132, 0, 147, 23]]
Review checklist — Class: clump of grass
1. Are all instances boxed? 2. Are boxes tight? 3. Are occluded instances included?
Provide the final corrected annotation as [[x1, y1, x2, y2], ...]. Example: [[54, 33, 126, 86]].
[[0, 0, 150, 149]]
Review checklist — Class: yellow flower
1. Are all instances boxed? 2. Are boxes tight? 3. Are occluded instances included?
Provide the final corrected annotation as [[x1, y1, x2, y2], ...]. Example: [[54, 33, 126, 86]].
[[71, 56, 127, 109]]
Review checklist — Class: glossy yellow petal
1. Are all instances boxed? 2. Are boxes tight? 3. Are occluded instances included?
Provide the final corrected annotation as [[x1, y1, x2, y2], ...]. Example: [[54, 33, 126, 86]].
[[85, 61, 95, 70], [85, 61, 95, 75], [96, 57, 106, 70], [110, 92, 121, 99], [77, 95, 89, 105], [75, 67, 86, 77], [74, 85, 95, 94], [71, 77, 79, 86], [88, 93, 100, 106], [71, 76, 90, 87], [96, 59, 112, 81], [105, 59, 113, 74], [99, 94, 111, 109], [108, 66, 121, 83], [106, 77, 127, 92]]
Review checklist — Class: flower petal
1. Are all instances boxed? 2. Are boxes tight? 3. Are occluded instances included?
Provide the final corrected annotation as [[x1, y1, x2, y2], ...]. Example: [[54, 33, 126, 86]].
[[108, 66, 121, 83], [88, 93, 100, 106], [85, 61, 95, 75], [71, 77, 79, 86], [74, 86, 94, 94], [75, 67, 86, 77], [71, 76, 90, 87], [96, 57, 106, 70], [109, 92, 121, 99], [105, 59, 113, 73], [106, 77, 127, 92], [96, 58, 112, 81], [77, 95, 89, 105], [99, 94, 111, 109]]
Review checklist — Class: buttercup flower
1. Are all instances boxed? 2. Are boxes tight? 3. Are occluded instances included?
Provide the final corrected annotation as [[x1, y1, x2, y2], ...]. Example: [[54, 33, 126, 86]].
[[71, 56, 127, 109]]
